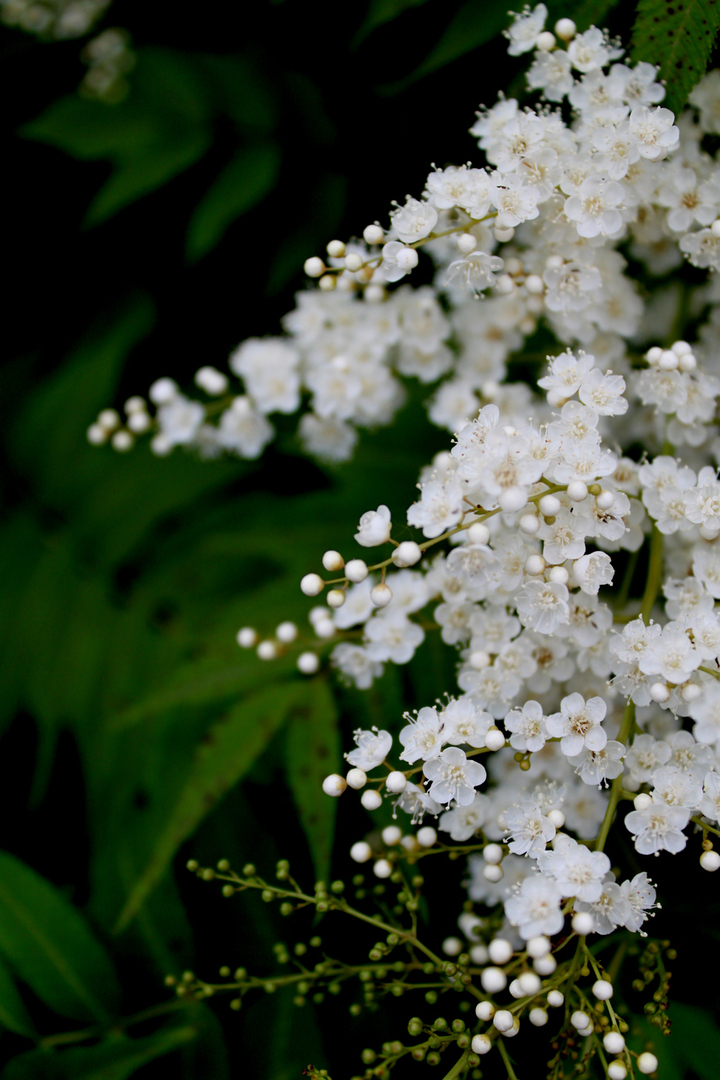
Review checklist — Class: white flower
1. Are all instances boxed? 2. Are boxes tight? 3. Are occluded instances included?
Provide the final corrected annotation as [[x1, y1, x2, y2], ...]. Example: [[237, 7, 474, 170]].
[[157, 395, 205, 446], [623, 734, 672, 785], [504, 874, 564, 940], [331, 644, 383, 689], [423, 747, 487, 805], [504, 799, 556, 856], [573, 552, 615, 595], [399, 706, 445, 764], [439, 793, 490, 840], [637, 625, 701, 684], [624, 801, 689, 854], [564, 176, 625, 238], [406, 479, 466, 538], [365, 611, 425, 665], [515, 580, 571, 634], [619, 872, 657, 932], [578, 369, 628, 415], [629, 106, 679, 160], [568, 27, 619, 73], [390, 197, 438, 244], [355, 505, 392, 547], [346, 727, 392, 771], [217, 397, 273, 458], [546, 693, 608, 757], [575, 877, 631, 935], [395, 781, 442, 824], [538, 835, 611, 902], [568, 741, 625, 787], [504, 700, 549, 752], [442, 697, 494, 748], [504, 3, 547, 56]]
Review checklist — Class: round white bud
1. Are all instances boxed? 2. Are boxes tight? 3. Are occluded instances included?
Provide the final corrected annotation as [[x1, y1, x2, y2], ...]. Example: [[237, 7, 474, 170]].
[[548, 566, 569, 584], [364, 284, 386, 303], [509, 979, 524, 999], [470, 944, 489, 965], [545, 254, 564, 270], [470, 650, 491, 670], [344, 252, 364, 272], [304, 256, 325, 278], [127, 411, 151, 433], [536, 30, 555, 49], [370, 584, 393, 607], [467, 522, 490, 544], [297, 652, 320, 675], [484, 727, 506, 751], [236, 627, 258, 648], [392, 541, 422, 567], [482, 863, 504, 883], [493, 1009, 514, 1032], [382, 825, 402, 846], [471, 1034, 492, 1055], [111, 431, 134, 452], [524, 552, 546, 578], [149, 377, 178, 404], [525, 273, 544, 294], [350, 841, 373, 863], [519, 513, 540, 535], [86, 423, 107, 445], [455, 233, 477, 255], [529, 1007, 548, 1027], [571, 912, 594, 935], [475, 1000, 494, 1021], [98, 408, 121, 430], [443, 936, 463, 956], [385, 771, 407, 794], [659, 349, 679, 370], [526, 935, 551, 959], [361, 789, 383, 811], [496, 275, 515, 295], [646, 346, 662, 365], [373, 859, 392, 879], [483, 843, 503, 865], [124, 395, 145, 413], [592, 979, 613, 1000], [345, 558, 369, 583], [555, 17, 576, 38], [276, 621, 298, 642], [608, 1064, 628, 1080], [518, 971, 541, 996], [672, 339, 692, 355], [712, 219, 720, 238], [301, 573, 324, 596], [195, 366, 228, 395], [539, 494, 561, 516], [257, 640, 277, 661], [603, 1031, 626, 1054], [547, 809, 565, 828], [519, 316, 537, 336], [326, 589, 346, 609], [309, 606, 329, 624], [679, 352, 697, 371], [634, 793, 653, 810], [566, 480, 589, 502], [401, 835, 419, 852], [571, 1011, 591, 1031], [650, 682, 670, 703], [681, 682, 701, 702], [326, 239, 345, 258], [363, 224, 384, 245], [487, 938, 512, 965], [396, 247, 419, 270], [701, 849, 720, 871], [637, 1053, 658, 1075], [416, 826, 437, 848], [547, 990, 564, 1007], [533, 954, 557, 975], [322, 773, 347, 797], [314, 618, 336, 639], [700, 525, 719, 541], [346, 768, 367, 790], [596, 490, 615, 509], [318, 274, 336, 292], [150, 434, 172, 456], [505, 257, 522, 276], [322, 550, 344, 571]]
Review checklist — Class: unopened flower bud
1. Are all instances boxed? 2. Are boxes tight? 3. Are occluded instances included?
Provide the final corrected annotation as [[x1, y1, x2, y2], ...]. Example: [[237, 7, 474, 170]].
[[301, 573, 324, 596], [304, 257, 325, 278], [322, 550, 344, 571], [322, 773, 347, 797], [385, 771, 407, 793], [371, 584, 393, 607], [361, 789, 383, 811], [346, 768, 367, 789]]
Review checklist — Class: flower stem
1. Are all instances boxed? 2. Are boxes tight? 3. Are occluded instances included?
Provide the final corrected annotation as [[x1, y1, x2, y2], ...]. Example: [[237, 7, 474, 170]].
[[594, 701, 635, 854]]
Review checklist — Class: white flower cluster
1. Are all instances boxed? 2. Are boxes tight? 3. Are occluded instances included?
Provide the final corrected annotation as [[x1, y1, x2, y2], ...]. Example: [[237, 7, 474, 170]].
[[1, 0, 109, 38], [90, 5, 720, 471]]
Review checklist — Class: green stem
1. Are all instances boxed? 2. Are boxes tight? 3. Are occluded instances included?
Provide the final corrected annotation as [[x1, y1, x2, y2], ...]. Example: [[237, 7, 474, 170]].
[[441, 1050, 470, 1080], [594, 702, 636, 854], [640, 526, 663, 624], [497, 1037, 520, 1080]]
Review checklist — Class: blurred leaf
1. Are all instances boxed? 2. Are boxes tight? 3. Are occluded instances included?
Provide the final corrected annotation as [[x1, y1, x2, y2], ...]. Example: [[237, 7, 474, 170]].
[[378, 0, 509, 92], [354, 0, 431, 45], [3, 1022, 197, 1079], [185, 142, 281, 262], [560, 0, 621, 32], [284, 678, 341, 884], [0, 956, 35, 1039], [266, 173, 346, 294], [198, 55, 278, 133], [114, 679, 313, 931], [22, 49, 211, 225], [631, 0, 720, 114], [666, 1002, 720, 1079], [0, 851, 120, 1022]]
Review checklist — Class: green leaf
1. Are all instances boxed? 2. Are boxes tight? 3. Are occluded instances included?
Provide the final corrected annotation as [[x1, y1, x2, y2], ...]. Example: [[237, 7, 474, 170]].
[[631, 0, 720, 114], [0, 852, 121, 1023], [353, 0, 431, 45], [113, 679, 313, 931], [3, 1023, 197, 1080], [185, 142, 281, 262], [0, 956, 35, 1039], [284, 678, 341, 884], [378, 0, 510, 92], [558, 0, 621, 33], [666, 1002, 720, 1079]]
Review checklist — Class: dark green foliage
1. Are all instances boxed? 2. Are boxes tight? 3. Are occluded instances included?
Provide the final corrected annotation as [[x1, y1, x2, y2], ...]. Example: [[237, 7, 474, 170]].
[[631, 0, 720, 113]]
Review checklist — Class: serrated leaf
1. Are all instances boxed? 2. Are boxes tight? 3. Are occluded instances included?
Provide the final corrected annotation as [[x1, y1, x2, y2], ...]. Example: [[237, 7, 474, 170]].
[[631, 0, 720, 114], [185, 142, 281, 262], [3, 1023, 197, 1080], [0, 851, 120, 1023], [378, 0, 509, 93], [284, 678, 341, 884], [113, 679, 312, 931], [0, 956, 35, 1039]]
